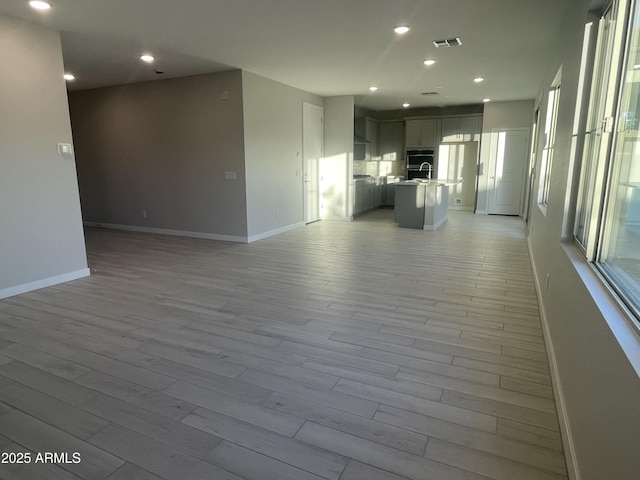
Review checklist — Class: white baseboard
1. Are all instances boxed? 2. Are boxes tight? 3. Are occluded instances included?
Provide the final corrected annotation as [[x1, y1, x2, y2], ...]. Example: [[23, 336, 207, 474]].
[[84, 221, 308, 244], [423, 215, 448, 231], [527, 238, 581, 480], [84, 222, 248, 243], [475, 210, 488, 215], [0, 268, 90, 300], [247, 222, 305, 242]]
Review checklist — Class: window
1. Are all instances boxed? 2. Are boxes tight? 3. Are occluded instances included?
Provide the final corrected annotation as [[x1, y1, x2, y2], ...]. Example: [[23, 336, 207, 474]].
[[575, 1, 621, 254], [573, 0, 640, 321], [539, 74, 561, 208], [598, 1, 640, 315]]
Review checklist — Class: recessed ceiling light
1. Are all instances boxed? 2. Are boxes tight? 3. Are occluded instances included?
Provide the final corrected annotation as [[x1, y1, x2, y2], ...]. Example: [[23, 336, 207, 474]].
[[634, 64, 640, 70], [63, 73, 75, 81], [29, 1, 51, 10], [483, 98, 491, 103], [394, 26, 411, 34], [402, 103, 410, 108], [473, 77, 485, 83], [140, 54, 155, 63], [369, 86, 378, 92], [424, 59, 436, 66]]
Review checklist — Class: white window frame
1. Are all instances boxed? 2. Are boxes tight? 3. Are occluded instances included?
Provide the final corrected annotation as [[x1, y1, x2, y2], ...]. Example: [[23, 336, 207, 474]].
[[539, 71, 562, 211], [572, 0, 640, 326]]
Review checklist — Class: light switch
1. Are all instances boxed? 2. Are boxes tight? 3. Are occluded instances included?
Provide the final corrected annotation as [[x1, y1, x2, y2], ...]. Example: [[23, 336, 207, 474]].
[[57, 143, 73, 155]]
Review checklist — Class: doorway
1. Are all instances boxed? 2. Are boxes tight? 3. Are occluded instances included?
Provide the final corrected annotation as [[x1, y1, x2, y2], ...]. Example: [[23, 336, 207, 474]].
[[487, 128, 529, 215], [303, 103, 323, 224]]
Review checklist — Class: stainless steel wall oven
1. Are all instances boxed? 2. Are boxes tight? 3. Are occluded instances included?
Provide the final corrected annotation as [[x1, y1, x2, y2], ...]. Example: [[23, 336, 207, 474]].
[[406, 148, 434, 180]]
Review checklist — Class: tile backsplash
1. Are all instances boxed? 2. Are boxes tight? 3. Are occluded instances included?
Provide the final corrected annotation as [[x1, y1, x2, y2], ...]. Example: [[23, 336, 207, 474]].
[[353, 160, 404, 177]]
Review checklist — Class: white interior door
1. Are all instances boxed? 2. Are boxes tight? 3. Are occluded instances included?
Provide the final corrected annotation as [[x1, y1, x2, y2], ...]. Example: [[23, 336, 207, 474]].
[[487, 128, 529, 215], [303, 103, 323, 223]]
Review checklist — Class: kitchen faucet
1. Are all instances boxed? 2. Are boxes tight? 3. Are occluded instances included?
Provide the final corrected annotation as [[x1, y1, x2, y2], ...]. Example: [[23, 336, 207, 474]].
[[419, 162, 432, 180]]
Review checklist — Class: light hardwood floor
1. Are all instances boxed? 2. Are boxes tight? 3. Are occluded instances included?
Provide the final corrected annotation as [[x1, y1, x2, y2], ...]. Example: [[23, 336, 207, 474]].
[[0, 209, 568, 480]]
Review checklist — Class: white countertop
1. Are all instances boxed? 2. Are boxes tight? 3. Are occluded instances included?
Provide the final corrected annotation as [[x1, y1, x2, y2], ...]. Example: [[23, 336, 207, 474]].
[[396, 180, 446, 187], [397, 178, 462, 186]]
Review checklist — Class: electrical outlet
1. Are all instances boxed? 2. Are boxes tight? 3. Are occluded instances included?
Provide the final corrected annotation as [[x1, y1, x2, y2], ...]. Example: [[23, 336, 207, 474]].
[[224, 171, 237, 180], [142, 210, 147, 219], [454, 198, 462, 205]]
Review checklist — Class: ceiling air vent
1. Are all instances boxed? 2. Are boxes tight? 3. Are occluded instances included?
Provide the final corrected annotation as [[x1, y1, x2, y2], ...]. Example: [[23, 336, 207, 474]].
[[433, 37, 462, 48], [421, 92, 440, 96]]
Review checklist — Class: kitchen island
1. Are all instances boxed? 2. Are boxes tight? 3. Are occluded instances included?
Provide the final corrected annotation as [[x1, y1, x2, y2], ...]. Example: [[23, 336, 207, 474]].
[[394, 180, 449, 230]]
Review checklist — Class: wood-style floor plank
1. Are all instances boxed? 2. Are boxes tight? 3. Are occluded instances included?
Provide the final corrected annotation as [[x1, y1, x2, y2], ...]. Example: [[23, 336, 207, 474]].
[[0, 210, 568, 480], [183, 407, 348, 479], [0, 410, 124, 479], [0, 382, 109, 440], [88, 425, 242, 480]]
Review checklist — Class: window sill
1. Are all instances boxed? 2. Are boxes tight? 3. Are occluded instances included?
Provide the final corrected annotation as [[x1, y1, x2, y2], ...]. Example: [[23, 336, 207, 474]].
[[563, 242, 640, 377], [538, 202, 548, 217]]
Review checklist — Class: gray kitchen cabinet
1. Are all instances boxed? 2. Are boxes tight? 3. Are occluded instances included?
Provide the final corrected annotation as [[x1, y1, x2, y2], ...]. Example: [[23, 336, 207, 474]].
[[441, 117, 462, 141], [363, 184, 375, 210], [461, 116, 481, 139], [365, 118, 379, 160], [379, 121, 405, 161], [441, 116, 482, 142], [374, 184, 383, 206], [384, 183, 396, 206], [354, 183, 364, 214], [405, 120, 421, 147], [405, 119, 438, 148]]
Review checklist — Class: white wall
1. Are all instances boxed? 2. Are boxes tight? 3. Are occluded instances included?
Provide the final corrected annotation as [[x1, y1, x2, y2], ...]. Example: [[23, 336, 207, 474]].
[[69, 71, 249, 241], [0, 15, 88, 299], [323, 96, 355, 220], [528, 1, 640, 478], [241, 72, 323, 239], [476, 100, 534, 214]]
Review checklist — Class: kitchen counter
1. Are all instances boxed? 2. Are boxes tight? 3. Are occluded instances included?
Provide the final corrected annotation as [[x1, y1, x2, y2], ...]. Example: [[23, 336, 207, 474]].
[[352, 175, 404, 215], [394, 180, 449, 230]]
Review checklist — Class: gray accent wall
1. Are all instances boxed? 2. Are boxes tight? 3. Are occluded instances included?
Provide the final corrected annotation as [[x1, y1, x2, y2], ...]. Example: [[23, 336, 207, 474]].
[[70, 70, 329, 242], [241, 72, 323, 239], [69, 71, 248, 240], [0, 15, 88, 298], [527, 1, 640, 478]]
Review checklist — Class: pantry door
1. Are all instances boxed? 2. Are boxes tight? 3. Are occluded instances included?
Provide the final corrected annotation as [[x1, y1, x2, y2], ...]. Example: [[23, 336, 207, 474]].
[[487, 128, 529, 215]]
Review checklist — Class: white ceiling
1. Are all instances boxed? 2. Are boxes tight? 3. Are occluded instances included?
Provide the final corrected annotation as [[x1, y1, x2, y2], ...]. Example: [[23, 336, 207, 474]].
[[1, 0, 571, 111]]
